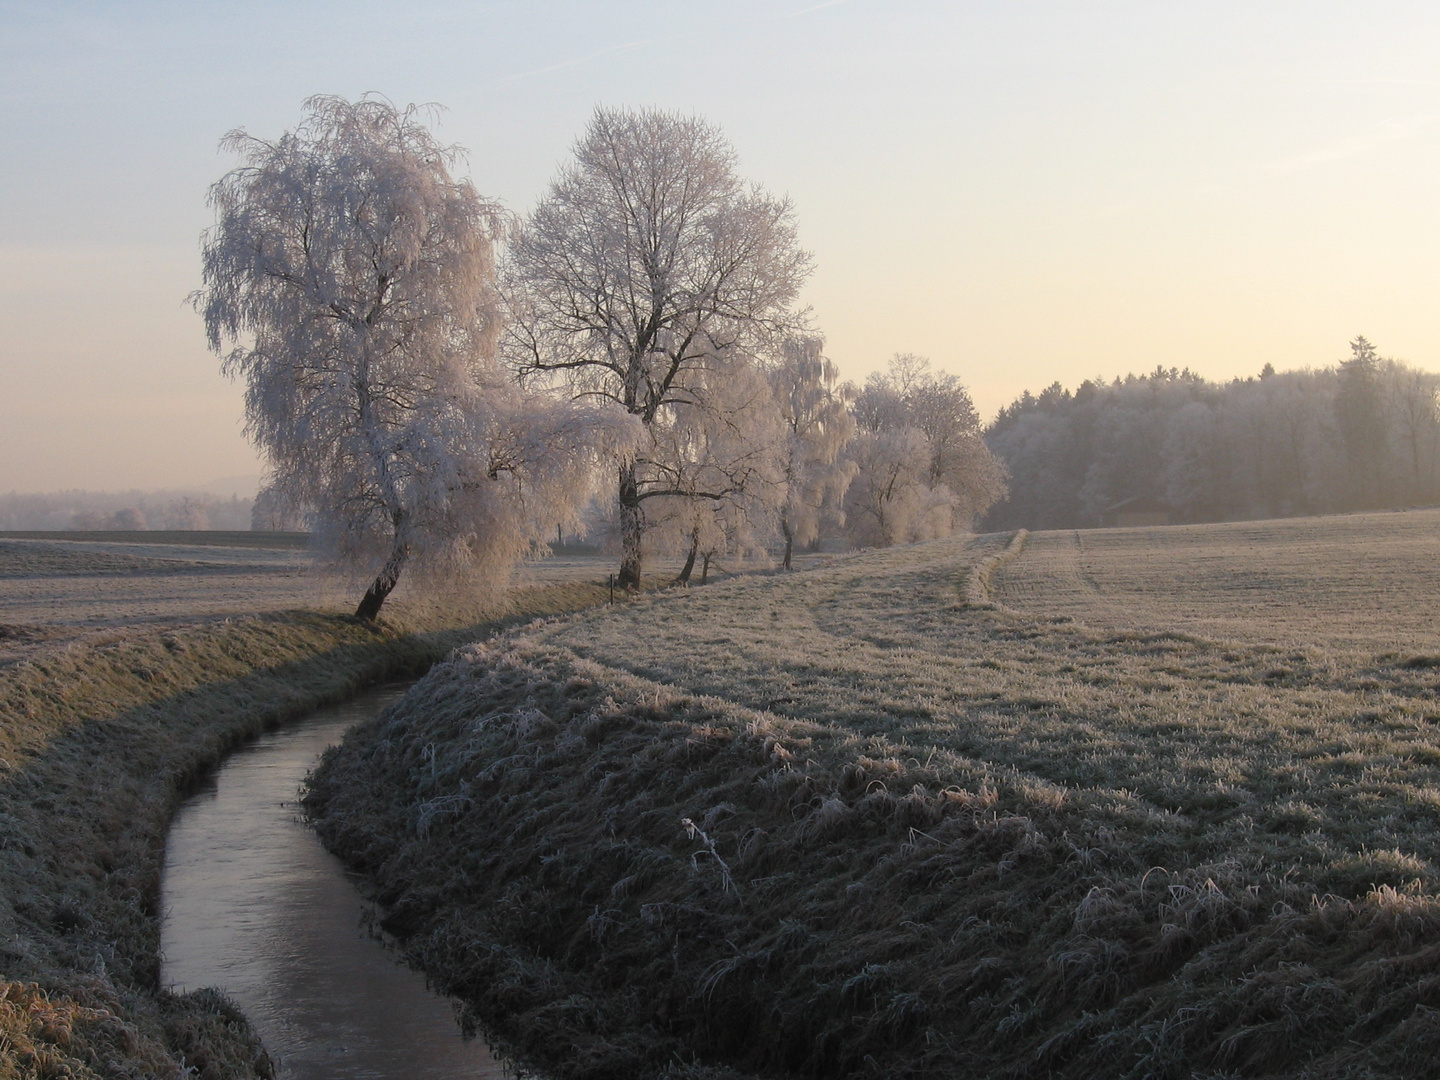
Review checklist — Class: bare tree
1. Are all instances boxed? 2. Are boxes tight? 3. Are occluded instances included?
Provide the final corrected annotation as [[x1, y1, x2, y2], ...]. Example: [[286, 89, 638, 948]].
[[506, 106, 811, 588], [198, 95, 630, 619]]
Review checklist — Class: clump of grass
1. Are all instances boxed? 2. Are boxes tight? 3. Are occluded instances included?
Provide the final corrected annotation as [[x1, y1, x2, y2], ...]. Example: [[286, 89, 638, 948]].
[[308, 523, 1440, 1079], [0, 580, 605, 1078]]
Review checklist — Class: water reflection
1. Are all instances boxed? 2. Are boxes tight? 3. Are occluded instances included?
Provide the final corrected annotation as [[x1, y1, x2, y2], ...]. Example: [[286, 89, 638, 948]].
[[161, 685, 507, 1079]]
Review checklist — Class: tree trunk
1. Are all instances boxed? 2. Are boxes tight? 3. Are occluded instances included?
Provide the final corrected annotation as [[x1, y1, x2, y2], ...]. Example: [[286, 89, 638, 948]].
[[674, 528, 699, 585], [781, 515, 794, 571], [700, 551, 712, 585], [355, 519, 409, 621], [617, 461, 644, 589]]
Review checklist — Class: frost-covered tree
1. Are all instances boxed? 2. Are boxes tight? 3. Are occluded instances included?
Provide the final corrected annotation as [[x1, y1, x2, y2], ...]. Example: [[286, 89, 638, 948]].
[[250, 482, 309, 532], [984, 343, 1440, 530], [843, 427, 948, 546], [844, 355, 1005, 546], [770, 334, 855, 568], [1335, 336, 1386, 505], [198, 95, 630, 619], [110, 508, 148, 532], [1382, 359, 1440, 499], [506, 106, 811, 588], [642, 353, 788, 583]]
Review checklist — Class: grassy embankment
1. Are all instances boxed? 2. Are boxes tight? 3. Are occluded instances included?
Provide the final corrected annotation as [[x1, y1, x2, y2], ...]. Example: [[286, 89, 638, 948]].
[[0, 580, 605, 1079], [309, 515, 1440, 1079]]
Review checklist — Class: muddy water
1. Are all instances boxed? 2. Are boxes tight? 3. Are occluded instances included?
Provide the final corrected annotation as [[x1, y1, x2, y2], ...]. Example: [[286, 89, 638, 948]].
[[161, 685, 509, 1079]]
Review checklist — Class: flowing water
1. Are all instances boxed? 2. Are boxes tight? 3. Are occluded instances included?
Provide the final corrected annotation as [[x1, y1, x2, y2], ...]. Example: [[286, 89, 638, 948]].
[[161, 685, 509, 1079]]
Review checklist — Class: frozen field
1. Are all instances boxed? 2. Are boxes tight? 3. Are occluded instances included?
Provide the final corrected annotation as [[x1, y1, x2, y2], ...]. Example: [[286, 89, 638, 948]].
[[0, 534, 324, 632], [522, 508, 1440, 853], [990, 508, 1440, 655], [0, 532, 636, 668]]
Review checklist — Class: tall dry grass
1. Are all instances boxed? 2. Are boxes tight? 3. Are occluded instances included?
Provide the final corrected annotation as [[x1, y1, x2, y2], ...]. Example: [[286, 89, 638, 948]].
[[308, 521, 1440, 1079]]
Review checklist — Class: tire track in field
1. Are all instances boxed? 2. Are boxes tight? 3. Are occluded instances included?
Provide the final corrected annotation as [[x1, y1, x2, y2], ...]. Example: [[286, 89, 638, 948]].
[[988, 528, 1131, 627], [961, 528, 1029, 607]]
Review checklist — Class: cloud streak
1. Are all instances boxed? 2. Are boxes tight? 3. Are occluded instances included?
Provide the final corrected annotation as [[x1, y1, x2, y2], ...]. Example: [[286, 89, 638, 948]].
[[1262, 116, 1427, 173], [493, 38, 652, 87]]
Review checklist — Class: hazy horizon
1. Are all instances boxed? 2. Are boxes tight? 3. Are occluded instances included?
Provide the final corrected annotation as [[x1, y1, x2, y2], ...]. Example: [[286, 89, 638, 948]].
[[4, 1, 1439, 492]]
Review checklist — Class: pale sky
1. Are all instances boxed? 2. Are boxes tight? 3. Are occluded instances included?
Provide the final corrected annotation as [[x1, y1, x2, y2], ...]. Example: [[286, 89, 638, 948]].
[[3, 1, 1438, 492]]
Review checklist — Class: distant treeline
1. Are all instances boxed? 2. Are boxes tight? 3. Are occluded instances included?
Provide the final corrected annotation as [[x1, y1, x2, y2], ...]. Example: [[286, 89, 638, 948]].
[[983, 338, 1440, 530], [0, 491, 254, 531]]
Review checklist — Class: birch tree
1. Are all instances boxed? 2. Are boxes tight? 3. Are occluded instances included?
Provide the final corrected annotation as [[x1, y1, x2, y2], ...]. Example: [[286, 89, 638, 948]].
[[198, 95, 629, 619], [506, 106, 811, 588]]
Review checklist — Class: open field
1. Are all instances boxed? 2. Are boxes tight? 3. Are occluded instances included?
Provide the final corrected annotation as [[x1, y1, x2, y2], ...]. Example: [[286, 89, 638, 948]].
[[0, 532, 711, 639], [990, 510, 1440, 655], [0, 531, 311, 549], [309, 510, 1440, 1079], [0, 534, 322, 638], [0, 533, 668, 678]]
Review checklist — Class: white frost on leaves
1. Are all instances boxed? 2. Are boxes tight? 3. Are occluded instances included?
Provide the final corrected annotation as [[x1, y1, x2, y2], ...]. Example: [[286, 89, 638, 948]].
[[770, 334, 857, 562]]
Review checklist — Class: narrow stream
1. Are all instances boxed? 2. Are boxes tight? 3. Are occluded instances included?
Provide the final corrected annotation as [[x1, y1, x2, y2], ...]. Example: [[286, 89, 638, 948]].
[[161, 685, 509, 1079]]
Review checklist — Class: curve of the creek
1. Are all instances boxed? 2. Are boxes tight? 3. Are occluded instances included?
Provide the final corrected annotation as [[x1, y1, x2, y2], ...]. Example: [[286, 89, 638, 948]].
[[160, 683, 511, 1080]]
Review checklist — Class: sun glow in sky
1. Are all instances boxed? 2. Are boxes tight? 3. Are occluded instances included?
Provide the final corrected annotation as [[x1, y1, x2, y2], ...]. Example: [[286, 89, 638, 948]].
[[2, 0, 1438, 491]]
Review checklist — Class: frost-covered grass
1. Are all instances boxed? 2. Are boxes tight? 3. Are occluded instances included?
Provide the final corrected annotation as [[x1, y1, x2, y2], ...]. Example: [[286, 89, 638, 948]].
[[0, 535, 320, 633], [308, 512, 1440, 1079], [990, 509, 1440, 654], [0, 578, 606, 1078], [0, 532, 631, 634]]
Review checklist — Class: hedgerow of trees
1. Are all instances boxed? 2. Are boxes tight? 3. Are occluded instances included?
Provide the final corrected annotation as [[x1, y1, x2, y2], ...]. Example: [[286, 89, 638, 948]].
[[194, 96, 1006, 606], [984, 337, 1440, 530]]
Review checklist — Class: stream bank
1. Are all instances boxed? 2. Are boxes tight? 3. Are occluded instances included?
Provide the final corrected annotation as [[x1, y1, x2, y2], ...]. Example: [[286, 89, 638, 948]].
[[161, 683, 508, 1079], [0, 582, 602, 1078]]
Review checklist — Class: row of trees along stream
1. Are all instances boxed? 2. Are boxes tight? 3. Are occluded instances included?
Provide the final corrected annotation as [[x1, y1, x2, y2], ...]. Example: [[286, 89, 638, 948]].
[[197, 95, 1006, 617]]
